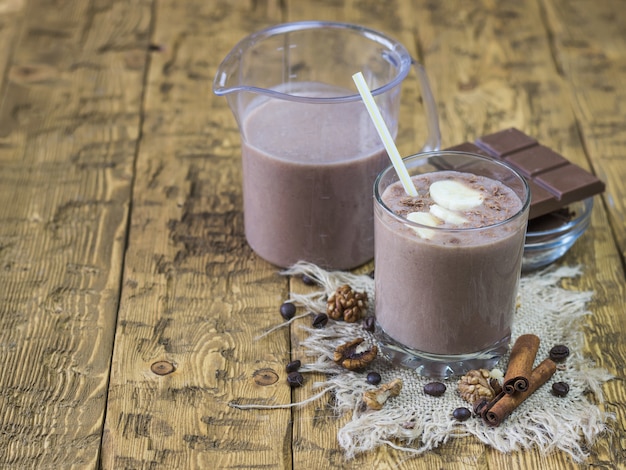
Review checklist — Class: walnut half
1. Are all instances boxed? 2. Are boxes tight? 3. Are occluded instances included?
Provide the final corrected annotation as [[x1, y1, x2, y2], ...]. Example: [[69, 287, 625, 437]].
[[457, 369, 497, 404], [363, 378, 403, 410], [327, 284, 368, 323], [333, 337, 377, 371]]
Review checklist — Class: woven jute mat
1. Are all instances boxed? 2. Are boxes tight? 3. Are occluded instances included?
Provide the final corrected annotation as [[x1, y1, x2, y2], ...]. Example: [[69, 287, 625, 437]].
[[234, 262, 614, 462]]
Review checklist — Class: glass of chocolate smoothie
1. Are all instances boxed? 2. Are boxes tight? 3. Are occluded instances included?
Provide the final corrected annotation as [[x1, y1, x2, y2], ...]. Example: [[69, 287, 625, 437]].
[[373, 151, 530, 377], [214, 21, 440, 269]]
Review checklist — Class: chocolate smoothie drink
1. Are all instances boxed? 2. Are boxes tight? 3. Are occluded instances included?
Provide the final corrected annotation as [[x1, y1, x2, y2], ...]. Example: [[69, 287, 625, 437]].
[[374, 152, 529, 375], [241, 84, 391, 269]]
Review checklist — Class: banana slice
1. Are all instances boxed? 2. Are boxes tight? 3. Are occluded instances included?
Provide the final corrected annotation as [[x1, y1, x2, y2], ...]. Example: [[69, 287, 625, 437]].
[[429, 180, 483, 211], [406, 211, 442, 240], [429, 204, 469, 225]]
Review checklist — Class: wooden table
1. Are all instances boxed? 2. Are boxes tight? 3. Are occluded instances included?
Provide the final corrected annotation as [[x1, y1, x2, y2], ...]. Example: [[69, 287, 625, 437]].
[[1, 0, 624, 468]]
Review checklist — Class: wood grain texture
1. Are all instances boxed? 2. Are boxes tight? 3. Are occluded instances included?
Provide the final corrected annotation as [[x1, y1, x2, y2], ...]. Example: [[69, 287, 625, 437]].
[[286, 0, 626, 468], [542, 0, 626, 258], [539, 1, 626, 465], [0, 0, 149, 467], [0, 0, 24, 97], [283, 2, 486, 468], [414, 0, 625, 467], [0, 0, 624, 468], [101, 1, 294, 468]]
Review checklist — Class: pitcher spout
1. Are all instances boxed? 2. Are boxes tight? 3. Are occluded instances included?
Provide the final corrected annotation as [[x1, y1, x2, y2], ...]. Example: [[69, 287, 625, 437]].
[[212, 42, 244, 97]]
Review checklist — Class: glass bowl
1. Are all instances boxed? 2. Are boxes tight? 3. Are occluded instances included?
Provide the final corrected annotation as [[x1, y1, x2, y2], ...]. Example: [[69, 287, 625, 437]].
[[522, 198, 593, 272]]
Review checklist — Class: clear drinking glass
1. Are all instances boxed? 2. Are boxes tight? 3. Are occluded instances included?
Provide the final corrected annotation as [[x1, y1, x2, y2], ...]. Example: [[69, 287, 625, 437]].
[[374, 151, 530, 377], [213, 21, 440, 269]]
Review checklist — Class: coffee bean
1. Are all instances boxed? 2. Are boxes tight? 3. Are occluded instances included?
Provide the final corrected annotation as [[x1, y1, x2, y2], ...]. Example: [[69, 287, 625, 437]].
[[366, 371, 381, 385], [549, 344, 570, 362], [452, 407, 472, 421], [301, 274, 317, 286], [423, 381, 447, 397], [287, 371, 304, 388], [362, 316, 376, 333], [551, 381, 570, 397], [312, 313, 328, 328], [286, 360, 301, 373], [280, 302, 296, 320]]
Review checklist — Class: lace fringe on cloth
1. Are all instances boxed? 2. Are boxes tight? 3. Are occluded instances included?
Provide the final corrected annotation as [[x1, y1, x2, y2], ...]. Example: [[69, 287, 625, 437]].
[[236, 262, 615, 462]]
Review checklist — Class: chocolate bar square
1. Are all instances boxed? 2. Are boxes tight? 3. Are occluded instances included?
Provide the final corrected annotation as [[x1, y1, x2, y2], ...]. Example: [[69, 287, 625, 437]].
[[475, 128, 538, 157], [504, 145, 569, 177], [535, 164, 606, 206]]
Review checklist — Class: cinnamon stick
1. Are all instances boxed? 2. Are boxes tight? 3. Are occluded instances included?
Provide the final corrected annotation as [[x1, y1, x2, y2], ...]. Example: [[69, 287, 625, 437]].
[[502, 334, 540, 394], [479, 390, 506, 420], [482, 358, 557, 427]]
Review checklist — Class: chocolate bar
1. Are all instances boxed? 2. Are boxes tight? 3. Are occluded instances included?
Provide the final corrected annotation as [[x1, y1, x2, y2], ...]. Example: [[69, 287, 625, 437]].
[[446, 128, 605, 219]]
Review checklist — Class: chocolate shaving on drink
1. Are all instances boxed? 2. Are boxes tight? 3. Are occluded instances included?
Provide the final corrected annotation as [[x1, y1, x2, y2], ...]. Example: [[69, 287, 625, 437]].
[[502, 334, 540, 394], [482, 358, 557, 427], [445, 128, 606, 219]]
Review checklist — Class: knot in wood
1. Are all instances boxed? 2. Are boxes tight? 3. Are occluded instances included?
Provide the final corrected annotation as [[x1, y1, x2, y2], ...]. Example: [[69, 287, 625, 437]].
[[252, 368, 279, 386], [151, 361, 176, 376]]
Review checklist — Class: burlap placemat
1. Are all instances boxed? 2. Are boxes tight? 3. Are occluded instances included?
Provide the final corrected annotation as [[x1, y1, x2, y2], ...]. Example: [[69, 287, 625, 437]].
[[234, 261, 614, 462]]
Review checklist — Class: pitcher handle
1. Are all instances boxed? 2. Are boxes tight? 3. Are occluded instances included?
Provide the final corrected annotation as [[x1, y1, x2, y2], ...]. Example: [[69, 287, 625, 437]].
[[412, 60, 441, 152]]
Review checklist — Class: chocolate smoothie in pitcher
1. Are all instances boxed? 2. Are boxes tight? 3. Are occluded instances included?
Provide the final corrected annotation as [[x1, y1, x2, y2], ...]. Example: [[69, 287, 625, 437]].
[[241, 84, 391, 269], [213, 22, 442, 269]]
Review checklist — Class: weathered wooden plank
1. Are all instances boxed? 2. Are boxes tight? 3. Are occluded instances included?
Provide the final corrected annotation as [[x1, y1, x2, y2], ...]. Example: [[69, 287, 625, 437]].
[[0, 0, 24, 95], [0, 0, 623, 468], [541, 0, 626, 466], [0, 0, 151, 467], [418, 0, 626, 468], [101, 1, 293, 468], [282, 0, 626, 468], [541, 0, 626, 259], [283, 1, 486, 468]]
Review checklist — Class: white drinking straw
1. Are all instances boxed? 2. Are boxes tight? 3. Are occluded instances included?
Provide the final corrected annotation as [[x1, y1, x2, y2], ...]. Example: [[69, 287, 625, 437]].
[[352, 72, 418, 197]]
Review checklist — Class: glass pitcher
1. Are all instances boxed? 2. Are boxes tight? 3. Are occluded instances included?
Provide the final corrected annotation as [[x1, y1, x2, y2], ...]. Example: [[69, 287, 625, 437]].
[[213, 21, 440, 269]]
